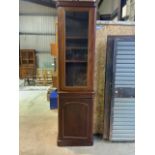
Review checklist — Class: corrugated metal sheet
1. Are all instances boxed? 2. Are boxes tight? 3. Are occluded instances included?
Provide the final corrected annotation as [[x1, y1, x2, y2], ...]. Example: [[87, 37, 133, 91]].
[[19, 0, 57, 69], [110, 38, 135, 141], [19, 0, 56, 15], [20, 35, 55, 52], [110, 98, 135, 141], [19, 16, 56, 33]]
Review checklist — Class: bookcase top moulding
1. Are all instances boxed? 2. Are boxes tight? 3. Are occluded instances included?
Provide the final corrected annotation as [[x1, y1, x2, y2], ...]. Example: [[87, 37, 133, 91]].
[[57, 0, 96, 1], [56, 0, 96, 7]]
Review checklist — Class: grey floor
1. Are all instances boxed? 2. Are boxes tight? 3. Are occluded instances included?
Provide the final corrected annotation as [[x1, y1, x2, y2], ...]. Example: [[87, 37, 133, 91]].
[[19, 88, 135, 155]]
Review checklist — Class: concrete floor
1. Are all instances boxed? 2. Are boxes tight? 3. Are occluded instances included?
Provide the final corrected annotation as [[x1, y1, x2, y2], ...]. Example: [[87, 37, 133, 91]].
[[19, 89, 135, 155]]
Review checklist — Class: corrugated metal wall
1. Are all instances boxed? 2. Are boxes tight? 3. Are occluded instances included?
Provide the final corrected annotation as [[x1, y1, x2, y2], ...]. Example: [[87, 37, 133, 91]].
[[19, 16, 56, 34], [20, 35, 55, 52], [19, 0, 56, 15], [19, 1, 57, 68], [110, 38, 135, 141]]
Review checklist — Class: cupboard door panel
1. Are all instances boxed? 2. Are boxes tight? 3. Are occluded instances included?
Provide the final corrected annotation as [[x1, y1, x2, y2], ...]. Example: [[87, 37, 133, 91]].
[[58, 94, 93, 145], [66, 63, 87, 86], [63, 102, 88, 138]]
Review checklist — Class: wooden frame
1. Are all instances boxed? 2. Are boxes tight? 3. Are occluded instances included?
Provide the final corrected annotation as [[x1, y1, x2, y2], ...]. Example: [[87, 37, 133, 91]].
[[19, 49, 36, 79], [57, 4, 96, 92], [58, 92, 94, 146], [57, 1, 96, 146], [103, 35, 135, 139], [56, 1, 96, 8]]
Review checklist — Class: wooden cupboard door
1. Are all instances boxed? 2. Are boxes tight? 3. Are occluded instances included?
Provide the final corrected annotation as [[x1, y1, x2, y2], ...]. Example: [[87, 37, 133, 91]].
[[58, 95, 93, 146], [58, 7, 95, 91], [63, 101, 88, 138]]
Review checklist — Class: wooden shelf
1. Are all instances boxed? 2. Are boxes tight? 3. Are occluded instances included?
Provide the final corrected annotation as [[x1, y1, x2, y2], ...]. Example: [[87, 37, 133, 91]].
[[66, 36, 87, 39], [21, 59, 35, 60], [66, 60, 87, 63], [66, 47, 87, 50]]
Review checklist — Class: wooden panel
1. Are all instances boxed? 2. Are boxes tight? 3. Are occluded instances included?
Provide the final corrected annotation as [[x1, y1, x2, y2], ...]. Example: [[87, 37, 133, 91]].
[[57, 7, 65, 91], [56, 1, 96, 8], [103, 37, 114, 139], [20, 66, 36, 79], [63, 102, 88, 138], [51, 43, 58, 56], [52, 76, 58, 88], [58, 92, 94, 146]]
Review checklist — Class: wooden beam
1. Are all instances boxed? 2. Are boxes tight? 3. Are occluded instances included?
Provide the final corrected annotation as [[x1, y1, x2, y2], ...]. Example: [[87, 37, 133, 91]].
[[19, 32, 56, 36], [19, 13, 57, 16], [23, 0, 56, 8], [98, 0, 104, 8]]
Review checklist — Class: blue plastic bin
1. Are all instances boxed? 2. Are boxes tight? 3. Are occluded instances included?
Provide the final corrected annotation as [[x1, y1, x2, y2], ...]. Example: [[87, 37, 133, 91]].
[[50, 90, 58, 109]]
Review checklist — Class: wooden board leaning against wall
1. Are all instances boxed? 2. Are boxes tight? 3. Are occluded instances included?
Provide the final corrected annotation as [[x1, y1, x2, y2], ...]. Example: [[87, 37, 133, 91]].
[[51, 20, 58, 88], [93, 22, 135, 135]]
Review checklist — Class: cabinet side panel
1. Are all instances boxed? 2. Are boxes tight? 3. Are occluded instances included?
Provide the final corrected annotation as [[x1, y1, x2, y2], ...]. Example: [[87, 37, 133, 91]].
[[88, 8, 96, 90], [57, 7, 65, 91]]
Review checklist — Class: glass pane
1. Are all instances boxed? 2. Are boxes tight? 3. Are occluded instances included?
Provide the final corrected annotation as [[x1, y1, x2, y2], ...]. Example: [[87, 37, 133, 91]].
[[29, 60, 34, 64], [28, 52, 33, 59], [65, 11, 88, 86], [66, 12, 88, 37], [66, 63, 87, 86], [66, 49, 87, 61]]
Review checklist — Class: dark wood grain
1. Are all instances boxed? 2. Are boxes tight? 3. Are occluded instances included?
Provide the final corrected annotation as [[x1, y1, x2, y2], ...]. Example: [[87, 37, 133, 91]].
[[19, 49, 36, 79], [57, 7, 65, 91], [56, 1, 96, 8], [57, 3, 96, 92], [103, 36, 114, 139], [57, 1, 96, 146], [58, 92, 94, 146]]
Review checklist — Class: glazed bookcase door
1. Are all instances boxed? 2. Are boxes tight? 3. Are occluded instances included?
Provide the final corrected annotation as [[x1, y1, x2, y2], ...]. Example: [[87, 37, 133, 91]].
[[58, 7, 95, 91], [65, 11, 88, 87]]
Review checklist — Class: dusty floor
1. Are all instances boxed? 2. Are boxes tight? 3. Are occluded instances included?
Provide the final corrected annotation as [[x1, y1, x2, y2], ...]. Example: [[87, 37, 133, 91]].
[[19, 88, 135, 155]]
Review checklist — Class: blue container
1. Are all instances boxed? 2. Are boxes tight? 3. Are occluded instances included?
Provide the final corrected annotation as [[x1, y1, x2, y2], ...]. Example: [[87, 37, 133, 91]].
[[50, 90, 58, 109]]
